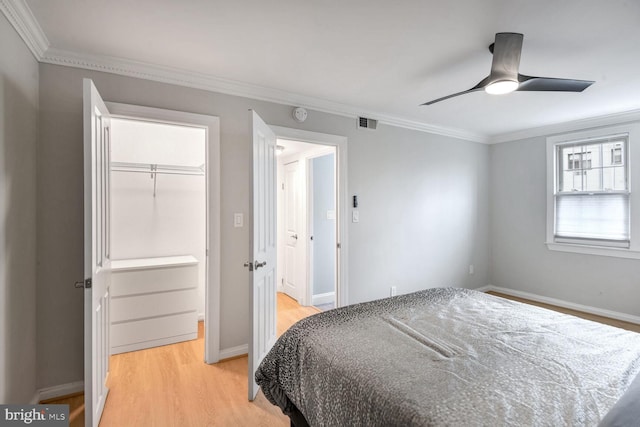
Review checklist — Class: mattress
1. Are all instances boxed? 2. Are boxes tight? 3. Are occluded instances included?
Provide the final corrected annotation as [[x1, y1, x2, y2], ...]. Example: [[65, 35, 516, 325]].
[[255, 288, 640, 426]]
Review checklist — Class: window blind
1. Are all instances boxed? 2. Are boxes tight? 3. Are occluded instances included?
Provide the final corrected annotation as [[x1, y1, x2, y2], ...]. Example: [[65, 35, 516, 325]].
[[555, 193, 630, 245]]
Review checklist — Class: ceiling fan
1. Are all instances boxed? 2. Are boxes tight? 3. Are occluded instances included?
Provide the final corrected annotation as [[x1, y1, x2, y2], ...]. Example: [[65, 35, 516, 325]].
[[421, 32, 594, 106]]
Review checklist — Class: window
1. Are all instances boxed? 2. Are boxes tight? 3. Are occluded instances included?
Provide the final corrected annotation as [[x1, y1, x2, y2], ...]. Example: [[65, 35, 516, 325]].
[[546, 123, 640, 259], [612, 147, 622, 164], [567, 151, 592, 170]]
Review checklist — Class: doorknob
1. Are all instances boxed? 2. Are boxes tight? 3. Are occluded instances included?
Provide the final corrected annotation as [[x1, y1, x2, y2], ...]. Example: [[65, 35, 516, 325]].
[[244, 261, 254, 271], [254, 261, 267, 269]]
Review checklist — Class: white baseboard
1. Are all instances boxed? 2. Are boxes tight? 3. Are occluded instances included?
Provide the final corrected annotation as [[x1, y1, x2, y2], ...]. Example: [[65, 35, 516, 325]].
[[198, 312, 205, 322], [312, 292, 335, 306], [480, 284, 640, 325], [37, 380, 84, 402], [219, 344, 248, 360]]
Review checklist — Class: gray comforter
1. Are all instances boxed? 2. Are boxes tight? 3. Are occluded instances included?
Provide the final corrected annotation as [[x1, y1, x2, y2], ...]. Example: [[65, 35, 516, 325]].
[[255, 288, 640, 426]]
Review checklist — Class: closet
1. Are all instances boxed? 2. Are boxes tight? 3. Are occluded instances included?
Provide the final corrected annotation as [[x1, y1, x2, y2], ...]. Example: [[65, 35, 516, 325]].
[[109, 118, 206, 354]]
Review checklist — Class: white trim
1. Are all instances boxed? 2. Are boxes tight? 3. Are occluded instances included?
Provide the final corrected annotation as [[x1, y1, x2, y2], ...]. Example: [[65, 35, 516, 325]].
[[491, 109, 640, 144], [105, 102, 221, 364], [40, 48, 486, 143], [219, 344, 248, 360], [198, 312, 205, 322], [0, 0, 49, 58], [37, 381, 85, 402], [271, 126, 349, 308], [312, 292, 335, 306], [545, 242, 640, 259], [480, 285, 640, 325], [472, 285, 492, 293]]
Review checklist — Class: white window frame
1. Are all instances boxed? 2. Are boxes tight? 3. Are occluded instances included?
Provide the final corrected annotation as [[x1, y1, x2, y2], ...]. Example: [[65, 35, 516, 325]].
[[546, 123, 640, 259]]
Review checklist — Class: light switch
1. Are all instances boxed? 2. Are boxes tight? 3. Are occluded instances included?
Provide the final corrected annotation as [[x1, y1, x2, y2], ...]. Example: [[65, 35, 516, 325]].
[[234, 213, 244, 228], [352, 210, 359, 223], [327, 210, 336, 220]]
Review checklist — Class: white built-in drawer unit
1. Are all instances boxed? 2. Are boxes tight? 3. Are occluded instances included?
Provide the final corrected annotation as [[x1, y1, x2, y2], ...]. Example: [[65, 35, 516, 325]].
[[110, 255, 199, 354]]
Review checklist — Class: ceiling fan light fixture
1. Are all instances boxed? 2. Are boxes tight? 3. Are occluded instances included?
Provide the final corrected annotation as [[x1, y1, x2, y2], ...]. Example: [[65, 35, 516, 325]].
[[485, 79, 519, 95]]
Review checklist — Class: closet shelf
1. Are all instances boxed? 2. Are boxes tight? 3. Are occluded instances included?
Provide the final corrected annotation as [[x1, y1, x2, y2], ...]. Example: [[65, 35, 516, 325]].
[[111, 161, 205, 176], [111, 161, 204, 197]]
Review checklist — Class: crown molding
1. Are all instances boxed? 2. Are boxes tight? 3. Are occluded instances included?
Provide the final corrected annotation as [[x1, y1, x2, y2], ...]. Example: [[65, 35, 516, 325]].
[[489, 109, 640, 144], [39, 48, 487, 143], [0, 0, 49, 58]]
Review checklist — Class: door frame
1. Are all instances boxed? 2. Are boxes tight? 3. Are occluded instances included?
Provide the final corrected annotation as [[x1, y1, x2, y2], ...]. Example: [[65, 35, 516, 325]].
[[270, 126, 348, 307], [105, 102, 222, 363]]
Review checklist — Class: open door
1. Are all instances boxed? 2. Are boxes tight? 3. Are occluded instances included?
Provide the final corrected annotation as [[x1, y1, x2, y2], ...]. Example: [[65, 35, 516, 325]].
[[83, 79, 112, 426], [248, 110, 278, 400], [283, 161, 301, 302]]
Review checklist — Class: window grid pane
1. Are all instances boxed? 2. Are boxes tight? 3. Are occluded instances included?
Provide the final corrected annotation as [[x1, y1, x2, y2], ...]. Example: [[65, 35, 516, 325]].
[[557, 138, 627, 193]]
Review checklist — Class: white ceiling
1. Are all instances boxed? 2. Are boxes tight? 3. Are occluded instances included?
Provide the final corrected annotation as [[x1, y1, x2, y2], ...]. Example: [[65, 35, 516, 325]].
[[18, 0, 640, 141]]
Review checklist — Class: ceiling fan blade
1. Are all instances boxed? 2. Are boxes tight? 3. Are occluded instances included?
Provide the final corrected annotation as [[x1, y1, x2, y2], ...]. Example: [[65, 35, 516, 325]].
[[489, 33, 523, 81], [517, 74, 595, 92], [421, 76, 491, 106]]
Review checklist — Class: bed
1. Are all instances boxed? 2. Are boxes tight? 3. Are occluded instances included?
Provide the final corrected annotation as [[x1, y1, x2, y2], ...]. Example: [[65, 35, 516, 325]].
[[255, 288, 640, 426]]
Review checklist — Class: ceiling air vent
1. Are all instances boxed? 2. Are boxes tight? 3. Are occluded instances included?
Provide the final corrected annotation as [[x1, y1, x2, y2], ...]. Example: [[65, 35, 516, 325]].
[[358, 117, 377, 130]]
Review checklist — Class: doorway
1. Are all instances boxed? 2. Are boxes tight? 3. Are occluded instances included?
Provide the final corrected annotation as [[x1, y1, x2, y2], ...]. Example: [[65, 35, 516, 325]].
[[276, 139, 338, 310], [109, 117, 206, 354], [104, 102, 221, 365]]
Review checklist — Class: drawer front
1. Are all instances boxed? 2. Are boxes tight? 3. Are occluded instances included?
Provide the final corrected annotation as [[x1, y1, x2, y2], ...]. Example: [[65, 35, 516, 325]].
[[110, 265, 197, 297], [111, 289, 197, 323], [111, 311, 197, 348]]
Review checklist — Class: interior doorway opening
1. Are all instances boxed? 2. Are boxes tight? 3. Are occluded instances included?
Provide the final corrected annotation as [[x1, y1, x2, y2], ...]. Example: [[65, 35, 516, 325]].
[[276, 139, 337, 311], [109, 117, 207, 354]]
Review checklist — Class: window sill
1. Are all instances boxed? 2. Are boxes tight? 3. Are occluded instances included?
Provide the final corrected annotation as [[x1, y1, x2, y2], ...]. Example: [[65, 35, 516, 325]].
[[546, 242, 640, 260]]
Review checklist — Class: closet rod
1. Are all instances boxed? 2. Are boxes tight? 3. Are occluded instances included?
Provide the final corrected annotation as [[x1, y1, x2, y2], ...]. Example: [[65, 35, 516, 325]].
[[111, 161, 204, 176]]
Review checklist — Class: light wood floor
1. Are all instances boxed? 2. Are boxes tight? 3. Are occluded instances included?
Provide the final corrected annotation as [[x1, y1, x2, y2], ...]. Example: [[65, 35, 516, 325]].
[[487, 291, 640, 333], [98, 292, 318, 426], [45, 290, 637, 426]]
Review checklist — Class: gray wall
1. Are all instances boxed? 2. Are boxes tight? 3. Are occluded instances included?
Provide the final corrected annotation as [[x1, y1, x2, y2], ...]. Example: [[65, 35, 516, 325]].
[[0, 14, 38, 403], [312, 153, 336, 296], [36, 63, 491, 389], [348, 125, 491, 303], [490, 136, 640, 317]]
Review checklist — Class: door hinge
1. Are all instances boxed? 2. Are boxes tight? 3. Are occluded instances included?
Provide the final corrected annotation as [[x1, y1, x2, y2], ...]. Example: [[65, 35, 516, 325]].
[[337, 243, 341, 249], [76, 278, 92, 289]]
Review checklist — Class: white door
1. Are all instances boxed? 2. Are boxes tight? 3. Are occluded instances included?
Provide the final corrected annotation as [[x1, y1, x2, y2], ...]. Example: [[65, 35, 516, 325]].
[[83, 79, 111, 427], [248, 110, 278, 401], [283, 161, 301, 301]]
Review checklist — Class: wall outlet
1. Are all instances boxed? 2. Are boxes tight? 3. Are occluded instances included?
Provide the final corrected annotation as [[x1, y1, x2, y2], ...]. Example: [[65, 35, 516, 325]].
[[390, 286, 397, 297], [468, 264, 474, 275]]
